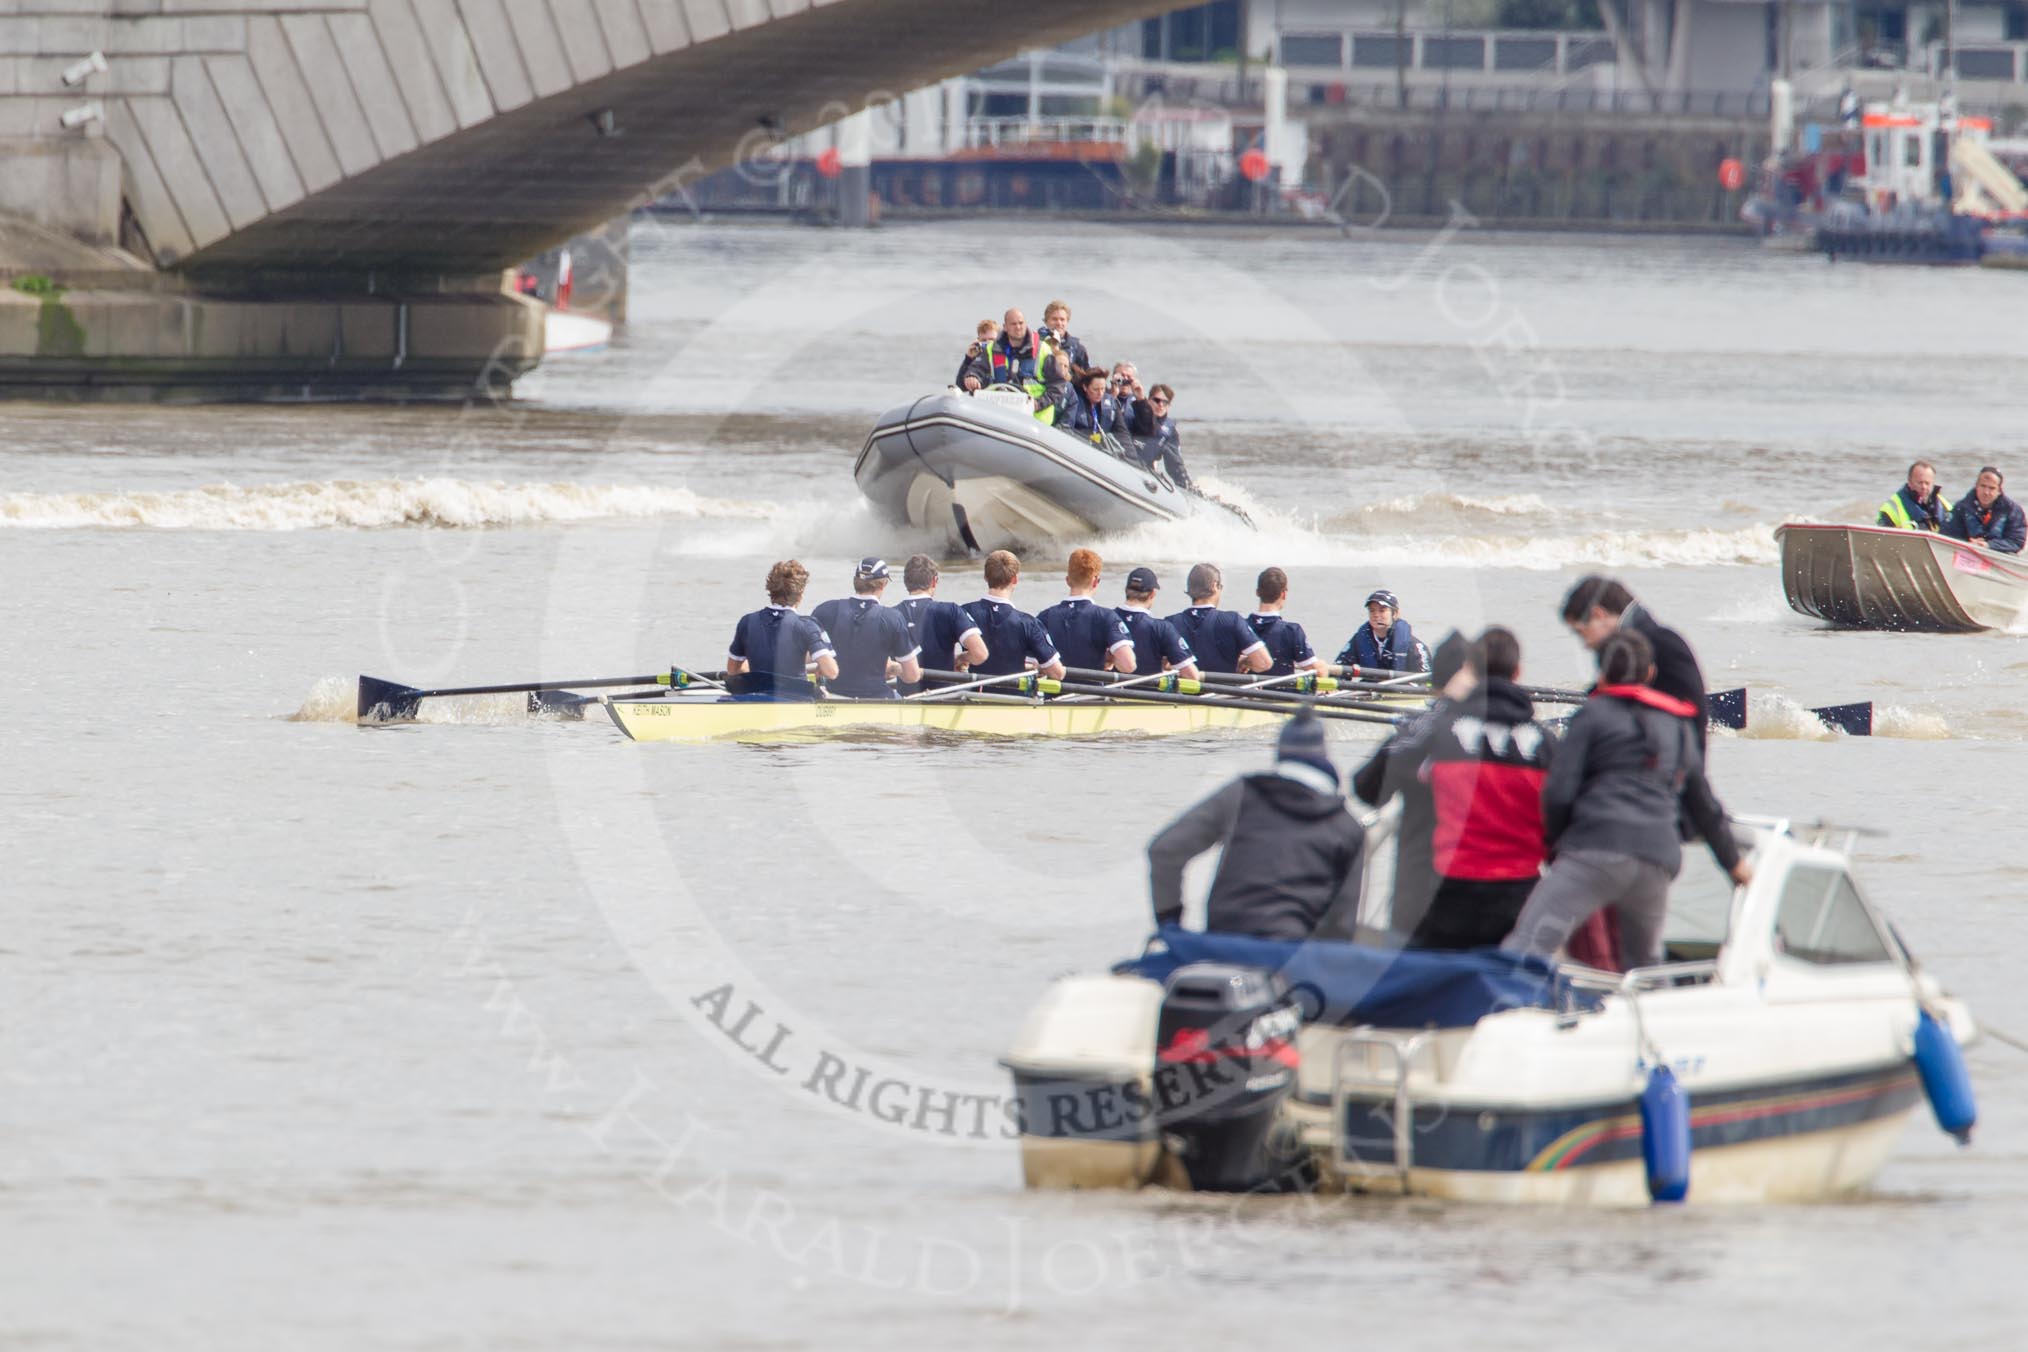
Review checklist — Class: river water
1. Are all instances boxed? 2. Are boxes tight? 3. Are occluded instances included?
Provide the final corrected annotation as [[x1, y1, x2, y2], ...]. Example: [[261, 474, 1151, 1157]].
[[4, 220, 2025, 1348]]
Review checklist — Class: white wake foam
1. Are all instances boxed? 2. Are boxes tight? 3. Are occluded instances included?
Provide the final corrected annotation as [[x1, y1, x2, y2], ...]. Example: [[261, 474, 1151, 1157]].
[[1873, 705, 1951, 740], [1734, 691, 1951, 741], [1110, 482, 1780, 571], [0, 478, 771, 530]]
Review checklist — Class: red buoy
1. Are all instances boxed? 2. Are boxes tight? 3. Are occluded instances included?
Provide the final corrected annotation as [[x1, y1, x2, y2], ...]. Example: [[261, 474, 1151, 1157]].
[[1239, 148, 1270, 183], [816, 146, 842, 179], [1718, 157, 1744, 191]]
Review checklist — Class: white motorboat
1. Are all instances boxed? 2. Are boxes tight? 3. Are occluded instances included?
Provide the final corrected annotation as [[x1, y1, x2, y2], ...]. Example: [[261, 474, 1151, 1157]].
[[1002, 816, 1977, 1205], [1778, 522, 2028, 632], [853, 388, 1249, 553]]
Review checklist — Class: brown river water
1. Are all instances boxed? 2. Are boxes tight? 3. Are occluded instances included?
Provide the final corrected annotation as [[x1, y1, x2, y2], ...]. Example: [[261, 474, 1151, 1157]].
[[3, 219, 2025, 1348]]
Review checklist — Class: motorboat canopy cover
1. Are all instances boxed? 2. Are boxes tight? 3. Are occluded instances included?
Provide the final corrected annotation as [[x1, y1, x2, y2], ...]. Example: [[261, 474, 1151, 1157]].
[[1114, 925, 1602, 1029]]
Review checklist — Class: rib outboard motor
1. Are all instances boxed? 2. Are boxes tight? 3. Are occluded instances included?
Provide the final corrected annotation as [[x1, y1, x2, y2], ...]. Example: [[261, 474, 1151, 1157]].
[[1153, 962, 1302, 1192]]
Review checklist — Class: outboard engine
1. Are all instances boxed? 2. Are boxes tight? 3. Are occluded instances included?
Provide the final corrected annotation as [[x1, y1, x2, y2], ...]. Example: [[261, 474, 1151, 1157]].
[[1153, 962, 1302, 1192]]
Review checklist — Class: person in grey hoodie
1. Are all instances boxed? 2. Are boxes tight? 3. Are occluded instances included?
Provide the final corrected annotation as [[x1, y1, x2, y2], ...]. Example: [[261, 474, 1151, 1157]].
[[1502, 630, 1753, 970], [1148, 713, 1365, 942]]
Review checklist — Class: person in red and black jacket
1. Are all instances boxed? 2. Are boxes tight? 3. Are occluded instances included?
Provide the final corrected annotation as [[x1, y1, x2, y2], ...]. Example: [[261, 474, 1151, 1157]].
[[1405, 628, 1557, 951]]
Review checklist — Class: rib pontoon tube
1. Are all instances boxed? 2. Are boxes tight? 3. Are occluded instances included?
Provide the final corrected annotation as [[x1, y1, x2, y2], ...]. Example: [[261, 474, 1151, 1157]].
[[853, 390, 1249, 553], [1777, 522, 2028, 632]]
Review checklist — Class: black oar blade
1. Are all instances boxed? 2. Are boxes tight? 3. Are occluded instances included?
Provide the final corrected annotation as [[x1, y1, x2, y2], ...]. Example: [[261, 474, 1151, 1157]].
[[527, 689, 591, 720], [1707, 687, 1748, 731], [1809, 700, 1873, 737], [358, 675, 426, 724]]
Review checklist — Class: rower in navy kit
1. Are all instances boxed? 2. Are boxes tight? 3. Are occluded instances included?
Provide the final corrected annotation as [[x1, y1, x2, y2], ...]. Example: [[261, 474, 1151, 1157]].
[[1165, 562, 1269, 675], [1115, 567, 1200, 679], [1248, 567, 1320, 677], [1037, 548, 1135, 673], [963, 550, 1067, 680], [724, 559, 839, 699], [893, 554, 987, 688], [811, 558, 922, 699]]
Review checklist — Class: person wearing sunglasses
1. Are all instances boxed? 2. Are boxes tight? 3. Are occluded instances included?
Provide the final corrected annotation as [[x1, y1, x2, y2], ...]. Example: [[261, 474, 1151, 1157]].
[[1128, 383, 1193, 490]]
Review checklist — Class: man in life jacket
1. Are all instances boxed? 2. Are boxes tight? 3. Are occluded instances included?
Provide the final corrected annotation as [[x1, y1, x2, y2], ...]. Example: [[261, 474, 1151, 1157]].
[[963, 550, 1066, 681], [988, 308, 1052, 399], [1877, 460, 1951, 532], [1945, 466, 2026, 553], [1350, 632, 1472, 943], [811, 558, 921, 699], [893, 554, 986, 690], [1116, 567, 1199, 680], [1166, 563, 1269, 674], [724, 559, 839, 699], [1405, 627, 1556, 951], [1038, 548, 1135, 673], [1147, 712, 1366, 941], [1335, 590, 1430, 677], [1560, 574, 1709, 752], [1248, 567, 1320, 678]]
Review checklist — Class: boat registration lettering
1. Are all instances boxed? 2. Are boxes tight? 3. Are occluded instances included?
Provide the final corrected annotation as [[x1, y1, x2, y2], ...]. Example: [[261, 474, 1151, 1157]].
[[814, 703, 836, 718], [1952, 550, 1993, 575], [636, 704, 670, 716]]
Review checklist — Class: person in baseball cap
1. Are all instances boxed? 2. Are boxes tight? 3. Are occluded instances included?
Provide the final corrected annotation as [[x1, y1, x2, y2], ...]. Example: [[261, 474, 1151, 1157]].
[[810, 557, 920, 699], [1334, 587, 1431, 679], [1147, 709, 1366, 941], [1115, 566, 1199, 680]]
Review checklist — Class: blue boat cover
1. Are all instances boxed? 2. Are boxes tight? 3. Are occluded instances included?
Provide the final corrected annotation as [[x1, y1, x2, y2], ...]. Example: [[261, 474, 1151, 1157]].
[[1115, 926, 1602, 1029]]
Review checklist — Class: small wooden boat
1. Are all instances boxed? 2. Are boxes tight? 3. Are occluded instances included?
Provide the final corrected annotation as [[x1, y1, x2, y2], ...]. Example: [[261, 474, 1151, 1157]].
[[1777, 522, 2028, 632]]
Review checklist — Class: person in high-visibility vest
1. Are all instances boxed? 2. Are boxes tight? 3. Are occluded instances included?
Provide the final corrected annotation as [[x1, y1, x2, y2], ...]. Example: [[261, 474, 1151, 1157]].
[[1877, 459, 1952, 532], [988, 309, 1053, 399]]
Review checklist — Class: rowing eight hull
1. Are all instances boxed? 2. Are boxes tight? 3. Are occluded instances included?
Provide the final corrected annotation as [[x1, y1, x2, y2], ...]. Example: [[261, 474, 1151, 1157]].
[[605, 695, 1422, 744]]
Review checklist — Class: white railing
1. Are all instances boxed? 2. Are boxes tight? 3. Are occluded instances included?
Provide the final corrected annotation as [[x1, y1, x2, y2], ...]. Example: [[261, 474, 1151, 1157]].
[[960, 116, 1130, 150]]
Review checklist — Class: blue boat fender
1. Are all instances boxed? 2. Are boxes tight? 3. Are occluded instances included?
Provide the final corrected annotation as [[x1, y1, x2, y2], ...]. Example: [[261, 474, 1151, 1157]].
[[1914, 1007, 1976, 1145], [1640, 1064, 1691, 1203]]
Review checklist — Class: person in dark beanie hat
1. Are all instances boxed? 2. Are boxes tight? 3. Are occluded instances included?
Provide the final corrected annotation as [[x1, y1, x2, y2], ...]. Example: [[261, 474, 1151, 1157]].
[[1350, 630, 1474, 943], [1147, 711, 1366, 942]]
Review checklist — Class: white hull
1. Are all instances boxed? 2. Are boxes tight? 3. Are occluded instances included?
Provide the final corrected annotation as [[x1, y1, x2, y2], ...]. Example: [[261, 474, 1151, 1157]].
[[1005, 822, 1978, 1206]]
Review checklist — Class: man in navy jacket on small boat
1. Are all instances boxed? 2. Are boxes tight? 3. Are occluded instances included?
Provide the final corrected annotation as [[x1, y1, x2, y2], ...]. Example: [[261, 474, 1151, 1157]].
[[1876, 460, 1951, 532], [1148, 712, 1365, 941], [1945, 467, 2026, 553]]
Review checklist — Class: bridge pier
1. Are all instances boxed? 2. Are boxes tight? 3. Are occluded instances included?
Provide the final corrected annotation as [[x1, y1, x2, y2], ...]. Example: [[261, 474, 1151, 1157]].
[[1, 232, 542, 402]]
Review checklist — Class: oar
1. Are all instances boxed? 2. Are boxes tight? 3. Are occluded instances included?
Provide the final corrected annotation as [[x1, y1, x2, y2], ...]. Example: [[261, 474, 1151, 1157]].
[[1036, 677, 1403, 727], [905, 669, 1047, 702], [1053, 666, 1420, 714], [912, 669, 1399, 724], [357, 668, 718, 723]]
